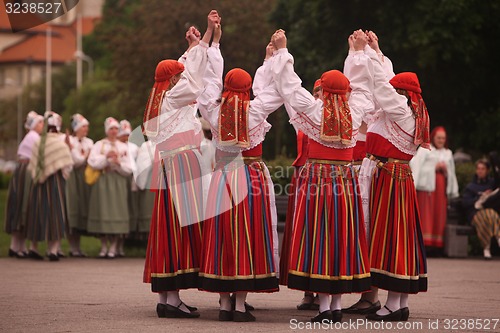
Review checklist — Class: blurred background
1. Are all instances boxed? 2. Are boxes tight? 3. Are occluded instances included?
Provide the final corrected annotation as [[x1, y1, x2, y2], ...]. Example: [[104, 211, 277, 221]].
[[0, 0, 499, 255]]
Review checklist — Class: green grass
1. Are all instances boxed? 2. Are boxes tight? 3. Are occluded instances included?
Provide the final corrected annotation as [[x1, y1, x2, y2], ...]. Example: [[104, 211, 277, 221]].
[[0, 189, 146, 258]]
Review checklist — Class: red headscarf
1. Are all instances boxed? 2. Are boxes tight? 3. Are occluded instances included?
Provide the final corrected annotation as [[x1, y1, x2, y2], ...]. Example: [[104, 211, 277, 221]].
[[143, 60, 185, 137], [319, 70, 352, 144], [389, 72, 430, 149], [430, 126, 447, 148], [313, 79, 321, 90], [219, 68, 252, 147]]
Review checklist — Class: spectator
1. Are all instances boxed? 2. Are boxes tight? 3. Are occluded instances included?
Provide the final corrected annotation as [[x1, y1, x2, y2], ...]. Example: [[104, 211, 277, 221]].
[[410, 126, 459, 250], [462, 159, 500, 259]]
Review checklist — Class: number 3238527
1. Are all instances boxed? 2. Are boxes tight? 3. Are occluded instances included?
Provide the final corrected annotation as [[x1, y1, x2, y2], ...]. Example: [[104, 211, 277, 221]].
[[5, 2, 63, 14], [443, 318, 499, 330]]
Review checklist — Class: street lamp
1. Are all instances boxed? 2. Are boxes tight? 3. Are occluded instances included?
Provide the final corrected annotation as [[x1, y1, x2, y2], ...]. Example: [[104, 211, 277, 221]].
[[5, 78, 22, 145]]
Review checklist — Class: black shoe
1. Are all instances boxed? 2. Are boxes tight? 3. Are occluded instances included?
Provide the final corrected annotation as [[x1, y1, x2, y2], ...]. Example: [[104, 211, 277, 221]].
[[311, 310, 333, 323], [28, 250, 44, 260], [331, 310, 342, 323], [342, 299, 381, 314], [156, 303, 167, 318], [185, 304, 197, 312], [8, 248, 16, 257], [297, 295, 315, 310], [47, 253, 60, 262], [233, 310, 256, 322], [15, 251, 28, 259], [165, 303, 200, 318], [218, 310, 233, 321], [57, 251, 66, 258], [366, 306, 403, 322], [401, 307, 409, 321]]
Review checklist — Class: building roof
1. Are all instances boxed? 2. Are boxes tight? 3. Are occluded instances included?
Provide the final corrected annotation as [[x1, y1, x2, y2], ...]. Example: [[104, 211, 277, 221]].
[[0, 8, 100, 64]]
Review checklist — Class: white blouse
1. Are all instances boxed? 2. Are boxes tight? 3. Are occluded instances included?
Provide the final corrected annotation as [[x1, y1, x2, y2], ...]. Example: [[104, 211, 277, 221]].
[[134, 141, 156, 191], [410, 146, 459, 198], [271, 48, 360, 149], [197, 44, 283, 153], [365, 48, 418, 156], [69, 136, 94, 168], [17, 130, 40, 160], [87, 138, 133, 176], [144, 42, 209, 145]]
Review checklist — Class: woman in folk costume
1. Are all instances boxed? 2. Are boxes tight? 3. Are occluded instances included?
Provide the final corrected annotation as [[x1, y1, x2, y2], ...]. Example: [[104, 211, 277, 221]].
[[347, 32, 429, 321], [65, 113, 93, 257], [143, 11, 219, 319], [197, 28, 283, 322], [342, 30, 398, 316], [87, 117, 133, 259], [5, 111, 44, 259], [410, 126, 459, 250], [25, 113, 74, 261], [271, 30, 370, 323], [117, 119, 138, 257]]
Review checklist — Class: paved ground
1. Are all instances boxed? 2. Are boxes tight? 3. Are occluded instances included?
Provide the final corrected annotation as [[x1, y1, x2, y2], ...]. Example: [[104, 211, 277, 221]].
[[0, 257, 499, 333]]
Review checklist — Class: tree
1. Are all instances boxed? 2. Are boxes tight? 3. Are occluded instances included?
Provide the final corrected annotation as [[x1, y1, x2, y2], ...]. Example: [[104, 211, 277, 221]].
[[271, 0, 500, 153]]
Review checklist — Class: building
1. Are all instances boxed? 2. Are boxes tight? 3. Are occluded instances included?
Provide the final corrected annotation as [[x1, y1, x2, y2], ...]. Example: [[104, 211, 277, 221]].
[[0, 0, 103, 159]]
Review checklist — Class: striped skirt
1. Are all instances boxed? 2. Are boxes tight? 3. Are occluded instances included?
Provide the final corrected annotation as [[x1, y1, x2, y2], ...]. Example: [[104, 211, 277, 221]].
[[471, 208, 500, 249], [198, 159, 279, 293], [143, 149, 204, 292], [66, 166, 91, 233], [4, 162, 31, 234], [287, 162, 371, 294], [369, 162, 428, 294], [279, 167, 300, 286], [25, 171, 68, 242]]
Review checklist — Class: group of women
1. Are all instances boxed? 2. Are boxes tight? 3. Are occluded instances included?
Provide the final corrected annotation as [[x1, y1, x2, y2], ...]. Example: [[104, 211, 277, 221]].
[[141, 10, 429, 323], [5, 111, 154, 261]]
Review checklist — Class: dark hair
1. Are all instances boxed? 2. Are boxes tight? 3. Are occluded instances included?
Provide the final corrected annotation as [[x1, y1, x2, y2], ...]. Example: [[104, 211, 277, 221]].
[[475, 158, 490, 170], [47, 125, 58, 133]]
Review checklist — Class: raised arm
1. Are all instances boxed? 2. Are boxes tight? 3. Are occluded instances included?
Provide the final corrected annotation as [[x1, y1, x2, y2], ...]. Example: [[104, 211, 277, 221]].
[[270, 31, 320, 117], [253, 41, 275, 97], [198, 23, 224, 128], [162, 10, 220, 111]]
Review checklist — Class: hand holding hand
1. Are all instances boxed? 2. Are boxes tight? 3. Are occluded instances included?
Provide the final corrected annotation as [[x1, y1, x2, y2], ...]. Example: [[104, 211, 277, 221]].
[[366, 30, 380, 53], [207, 10, 220, 31], [272, 29, 287, 50], [353, 29, 368, 51], [185, 26, 201, 47]]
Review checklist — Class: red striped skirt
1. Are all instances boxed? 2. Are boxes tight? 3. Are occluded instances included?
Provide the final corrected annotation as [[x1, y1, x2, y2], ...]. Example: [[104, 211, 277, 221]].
[[287, 162, 371, 294], [198, 159, 279, 293], [369, 162, 428, 293], [279, 167, 300, 286], [418, 171, 447, 248], [143, 149, 204, 292]]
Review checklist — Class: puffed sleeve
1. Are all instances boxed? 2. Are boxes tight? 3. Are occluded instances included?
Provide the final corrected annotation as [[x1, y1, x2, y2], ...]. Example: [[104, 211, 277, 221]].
[[69, 137, 86, 167], [87, 141, 108, 170], [117, 143, 133, 176], [162, 42, 209, 111], [344, 48, 376, 132], [271, 48, 320, 118], [367, 50, 414, 126], [253, 56, 274, 97], [198, 43, 223, 128]]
